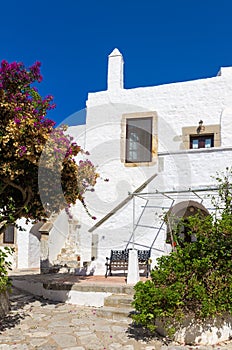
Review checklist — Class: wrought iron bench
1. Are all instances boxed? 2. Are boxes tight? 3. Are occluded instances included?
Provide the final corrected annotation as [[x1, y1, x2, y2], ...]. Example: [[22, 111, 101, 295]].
[[105, 249, 151, 278]]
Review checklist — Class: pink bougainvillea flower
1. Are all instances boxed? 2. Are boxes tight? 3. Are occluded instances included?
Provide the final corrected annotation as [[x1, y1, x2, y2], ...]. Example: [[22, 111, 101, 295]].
[[14, 118, 21, 124]]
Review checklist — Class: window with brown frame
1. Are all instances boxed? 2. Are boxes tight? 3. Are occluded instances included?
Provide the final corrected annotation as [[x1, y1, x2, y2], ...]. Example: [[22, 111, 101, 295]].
[[190, 134, 214, 149], [126, 117, 152, 163], [182, 124, 220, 150]]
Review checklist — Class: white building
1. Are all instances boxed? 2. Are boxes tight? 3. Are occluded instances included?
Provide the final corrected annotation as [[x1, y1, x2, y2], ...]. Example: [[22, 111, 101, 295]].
[[2, 48, 232, 275]]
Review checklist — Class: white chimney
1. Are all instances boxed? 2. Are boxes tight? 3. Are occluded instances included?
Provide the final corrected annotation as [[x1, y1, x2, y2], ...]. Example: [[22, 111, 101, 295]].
[[107, 48, 124, 91]]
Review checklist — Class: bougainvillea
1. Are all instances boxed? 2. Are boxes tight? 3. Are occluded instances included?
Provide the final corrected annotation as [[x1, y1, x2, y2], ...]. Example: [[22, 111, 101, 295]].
[[0, 60, 98, 232]]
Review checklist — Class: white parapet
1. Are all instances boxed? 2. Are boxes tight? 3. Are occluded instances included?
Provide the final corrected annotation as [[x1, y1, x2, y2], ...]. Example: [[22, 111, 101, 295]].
[[155, 314, 232, 345]]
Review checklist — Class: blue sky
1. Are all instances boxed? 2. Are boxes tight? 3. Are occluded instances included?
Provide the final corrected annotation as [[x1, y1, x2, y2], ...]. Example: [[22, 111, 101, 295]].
[[1, 0, 232, 125]]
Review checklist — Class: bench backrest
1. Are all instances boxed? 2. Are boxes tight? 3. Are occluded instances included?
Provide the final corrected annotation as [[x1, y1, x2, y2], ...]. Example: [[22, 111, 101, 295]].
[[110, 249, 150, 262], [137, 249, 151, 262], [110, 250, 129, 262]]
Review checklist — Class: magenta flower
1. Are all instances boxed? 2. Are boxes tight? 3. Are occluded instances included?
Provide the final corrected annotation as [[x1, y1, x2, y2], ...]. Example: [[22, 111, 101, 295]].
[[14, 118, 21, 124], [19, 145, 27, 157]]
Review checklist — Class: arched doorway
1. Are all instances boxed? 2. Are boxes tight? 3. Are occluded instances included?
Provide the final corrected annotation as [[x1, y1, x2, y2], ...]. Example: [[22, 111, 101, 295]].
[[165, 200, 209, 247]]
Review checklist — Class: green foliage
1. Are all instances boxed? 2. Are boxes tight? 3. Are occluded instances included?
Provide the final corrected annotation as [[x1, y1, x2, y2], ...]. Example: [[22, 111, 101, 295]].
[[0, 247, 13, 292], [132, 168, 232, 336]]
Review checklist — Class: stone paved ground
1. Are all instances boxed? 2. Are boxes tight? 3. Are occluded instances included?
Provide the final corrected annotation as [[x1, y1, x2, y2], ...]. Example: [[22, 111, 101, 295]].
[[1, 287, 232, 350]]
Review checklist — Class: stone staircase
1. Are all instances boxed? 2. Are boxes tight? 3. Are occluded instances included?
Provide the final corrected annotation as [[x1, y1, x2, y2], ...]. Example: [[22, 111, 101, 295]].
[[96, 292, 135, 322]]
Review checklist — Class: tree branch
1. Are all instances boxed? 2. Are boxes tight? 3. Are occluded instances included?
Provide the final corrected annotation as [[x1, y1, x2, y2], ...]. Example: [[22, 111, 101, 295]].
[[2, 178, 27, 202]]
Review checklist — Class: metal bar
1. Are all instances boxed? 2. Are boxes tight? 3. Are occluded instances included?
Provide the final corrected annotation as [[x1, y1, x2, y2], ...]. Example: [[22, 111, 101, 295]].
[[126, 196, 149, 250], [132, 186, 220, 197], [141, 205, 174, 209], [133, 224, 165, 230], [126, 241, 165, 252], [192, 190, 203, 203], [150, 220, 165, 250]]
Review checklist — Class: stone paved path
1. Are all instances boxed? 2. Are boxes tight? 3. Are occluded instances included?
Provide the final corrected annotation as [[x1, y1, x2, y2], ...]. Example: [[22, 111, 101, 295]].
[[1, 287, 232, 350]]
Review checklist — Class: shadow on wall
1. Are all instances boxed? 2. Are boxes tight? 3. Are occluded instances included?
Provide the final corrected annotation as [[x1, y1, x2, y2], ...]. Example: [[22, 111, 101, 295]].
[[40, 257, 96, 276]]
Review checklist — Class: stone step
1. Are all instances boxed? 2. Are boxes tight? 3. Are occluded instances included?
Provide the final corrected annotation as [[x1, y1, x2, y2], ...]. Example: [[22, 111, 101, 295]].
[[104, 293, 133, 308], [96, 305, 134, 322], [96, 292, 135, 323]]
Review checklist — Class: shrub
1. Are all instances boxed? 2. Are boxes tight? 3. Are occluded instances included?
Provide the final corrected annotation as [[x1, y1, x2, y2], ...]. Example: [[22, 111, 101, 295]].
[[132, 168, 232, 336], [0, 247, 13, 292]]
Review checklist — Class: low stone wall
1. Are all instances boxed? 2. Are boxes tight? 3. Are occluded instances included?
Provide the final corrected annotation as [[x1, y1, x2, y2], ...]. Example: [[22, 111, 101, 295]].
[[155, 314, 232, 345], [0, 290, 10, 318]]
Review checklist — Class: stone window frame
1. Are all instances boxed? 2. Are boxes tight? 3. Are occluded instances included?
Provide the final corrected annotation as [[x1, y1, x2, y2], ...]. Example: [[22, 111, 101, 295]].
[[182, 124, 221, 150], [0, 225, 16, 246], [121, 111, 158, 167]]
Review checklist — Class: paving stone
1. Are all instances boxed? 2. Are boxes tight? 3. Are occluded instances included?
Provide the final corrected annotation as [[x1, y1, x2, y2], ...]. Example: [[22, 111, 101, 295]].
[[2, 287, 232, 350], [92, 323, 111, 331], [35, 345, 57, 350], [18, 324, 30, 331], [75, 330, 93, 336], [30, 338, 48, 347], [26, 330, 52, 337], [78, 333, 103, 348], [75, 326, 90, 331], [47, 319, 72, 327], [78, 332, 99, 343], [0, 346, 29, 350], [49, 325, 76, 333], [52, 334, 78, 347], [62, 348, 85, 350], [108, 344, 124, 349], [0, 338, 13, 343], [111, 324, 127, 332]]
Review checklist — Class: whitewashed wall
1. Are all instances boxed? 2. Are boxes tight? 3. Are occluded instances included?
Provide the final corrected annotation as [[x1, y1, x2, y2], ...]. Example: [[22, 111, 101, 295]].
[[48, 210, 69, 262], [17, 218, 31, 269], [14, 49, 232, 273], [66, 49, 232, 275]]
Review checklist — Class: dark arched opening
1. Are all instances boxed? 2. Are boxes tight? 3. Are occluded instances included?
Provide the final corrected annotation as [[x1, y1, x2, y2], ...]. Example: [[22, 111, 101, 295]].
[[165, 200, 209, 247]]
